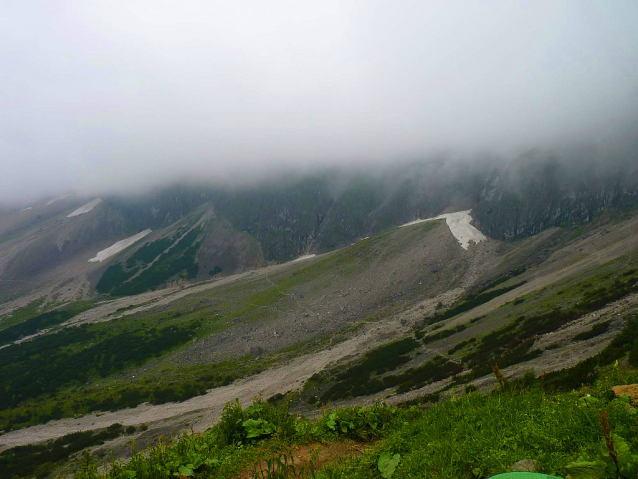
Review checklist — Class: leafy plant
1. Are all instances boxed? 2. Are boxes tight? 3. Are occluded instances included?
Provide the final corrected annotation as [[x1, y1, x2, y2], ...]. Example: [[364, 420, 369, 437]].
[[243, 418, 276, 439], [378, 453, 401, 478], [566, 409, 638, 479]]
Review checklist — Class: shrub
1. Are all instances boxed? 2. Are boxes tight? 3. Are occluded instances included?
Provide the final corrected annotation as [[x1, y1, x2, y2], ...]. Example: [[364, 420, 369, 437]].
[[218, 398, 295, 446]]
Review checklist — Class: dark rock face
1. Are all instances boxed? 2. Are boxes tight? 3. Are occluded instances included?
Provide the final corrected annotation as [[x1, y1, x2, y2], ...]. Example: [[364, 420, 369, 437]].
[[473, 154, 638, 239], [101, 153, 637, 262]]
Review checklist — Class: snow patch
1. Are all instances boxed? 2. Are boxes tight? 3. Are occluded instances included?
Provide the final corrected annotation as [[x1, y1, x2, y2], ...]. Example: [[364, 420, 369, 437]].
[[19, 207, 32, 212], [46, 194, 71, 206], [67, 198, 102, 217], [400, 210, 486, 250], [292, 254, 316, 262], [88, 229, 152, 263]]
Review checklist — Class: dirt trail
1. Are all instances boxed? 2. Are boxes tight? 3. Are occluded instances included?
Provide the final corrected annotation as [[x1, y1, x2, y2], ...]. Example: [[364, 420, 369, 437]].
[[234, 441, 366, 479]]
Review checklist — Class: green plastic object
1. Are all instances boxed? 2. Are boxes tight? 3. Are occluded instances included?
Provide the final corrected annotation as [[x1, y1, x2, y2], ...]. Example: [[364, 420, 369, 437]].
[[489, 474, 563, 479]]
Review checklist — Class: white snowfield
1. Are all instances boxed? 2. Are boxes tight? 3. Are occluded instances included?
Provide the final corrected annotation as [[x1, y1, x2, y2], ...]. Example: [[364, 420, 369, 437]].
[[46, 194, 71, 206], [292, 254, 316, 262], [88, 229, 152, 263], [400, 209, 486, 250], [67, 198, 103, 217]]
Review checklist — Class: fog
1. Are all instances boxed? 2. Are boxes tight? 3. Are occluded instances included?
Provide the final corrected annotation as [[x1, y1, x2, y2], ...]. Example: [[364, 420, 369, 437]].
[[1, 1, 637, 204]]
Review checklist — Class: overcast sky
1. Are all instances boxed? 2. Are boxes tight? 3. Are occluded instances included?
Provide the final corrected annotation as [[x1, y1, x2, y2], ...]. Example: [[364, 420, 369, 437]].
[[1, 1, 637, 203]]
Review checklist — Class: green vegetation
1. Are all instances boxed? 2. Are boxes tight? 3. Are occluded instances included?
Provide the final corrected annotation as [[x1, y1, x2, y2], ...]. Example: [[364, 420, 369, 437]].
[[540, 314, 638, 391], [30, 364, 638, 479], [308, 340, 462, 402], [2, 232, 387, 431], [479, 267, 527, 291], [126, 237, 173, 268], [209, 265, 223, 276], [97, 227, 202, 296], [0, 298, 44, 331], [0, 301, 93, 345], [0, 423, 136, 479], [447, 337, 475, 355], [0, 318, 352, 432], [420, 324, 467, 344], [95, 263, 139, 294], [573, 321, 611, 342], [0, 320, 200, 429], [422, 281, 526, 326], [308, 339, 418, 401], [306, 256, 638, 406], [392, 356, 463, 394], [66, 401, 400, 479], [459, 271, 638, 377], [0, 310, 71, 345]]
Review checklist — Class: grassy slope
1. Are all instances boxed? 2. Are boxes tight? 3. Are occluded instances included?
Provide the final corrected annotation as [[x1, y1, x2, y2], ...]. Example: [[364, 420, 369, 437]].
[[11, 365, 637, 479]]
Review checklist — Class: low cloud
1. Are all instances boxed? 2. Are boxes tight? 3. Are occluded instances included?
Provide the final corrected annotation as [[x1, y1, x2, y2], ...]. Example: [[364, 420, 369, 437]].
[[1, 1, 637, 203]]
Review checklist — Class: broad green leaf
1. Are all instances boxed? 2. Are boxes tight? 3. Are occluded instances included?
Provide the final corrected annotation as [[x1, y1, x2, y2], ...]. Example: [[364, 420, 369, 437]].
[[614, 434, 638, 476], [378, 452, 401, 479], [175, 464, 194, 477], [565, 458, 606, 479]]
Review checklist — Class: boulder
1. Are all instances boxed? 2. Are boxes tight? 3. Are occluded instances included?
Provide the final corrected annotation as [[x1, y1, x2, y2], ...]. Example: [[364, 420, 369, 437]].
[[511, 459, 537, 472]]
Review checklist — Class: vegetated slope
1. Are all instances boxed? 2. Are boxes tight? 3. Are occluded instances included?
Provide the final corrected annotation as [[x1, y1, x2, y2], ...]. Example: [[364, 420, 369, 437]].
[[91, 204, 264, 297], [0, 218, 483, 435], [0, 210, 636, 456]]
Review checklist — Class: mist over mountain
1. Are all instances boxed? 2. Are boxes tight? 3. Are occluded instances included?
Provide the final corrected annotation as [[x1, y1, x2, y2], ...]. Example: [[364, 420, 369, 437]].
[[2, 1, 638, 204]]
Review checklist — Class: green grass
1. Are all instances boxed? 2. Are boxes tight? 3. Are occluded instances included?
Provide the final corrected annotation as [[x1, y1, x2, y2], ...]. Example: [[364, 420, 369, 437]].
[[573, 321, 611, 342], [420, 281, 527, 326], [26, 363, 638, 479], [0, 423, 137, 479], [0, 298, 45, 331], [0, 301, 93, 346], [324, 375, 638, 479]]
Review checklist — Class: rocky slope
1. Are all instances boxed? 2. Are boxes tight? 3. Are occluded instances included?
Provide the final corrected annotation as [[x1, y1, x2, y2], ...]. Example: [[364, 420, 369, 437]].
[[0, 152, 636, 304]]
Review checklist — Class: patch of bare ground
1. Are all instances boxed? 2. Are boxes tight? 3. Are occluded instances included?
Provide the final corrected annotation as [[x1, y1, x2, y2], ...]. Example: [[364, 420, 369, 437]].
[[235, 441, 367, 479]]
